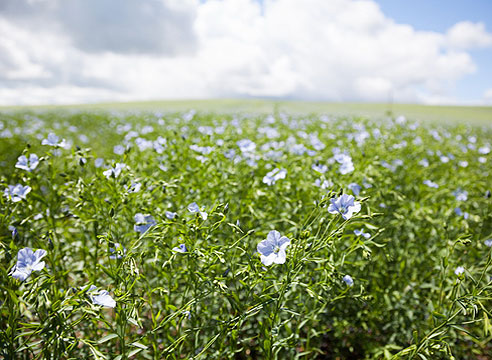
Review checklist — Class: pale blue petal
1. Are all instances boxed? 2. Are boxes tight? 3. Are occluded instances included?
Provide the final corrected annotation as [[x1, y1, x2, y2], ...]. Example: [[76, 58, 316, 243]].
[[17, 247, 34, 266], [92, 291, 116, 308], [267, 230, 281, 242], [273, 250, 287, 264], [11, 268, 30, 281], [328, 203, 339, 215], [187, 202, 200, 213], [278, 236, 290, 250], [33, 249, 47, 263], [261, 253, 276, 266], [257, 240, 274, 256], [31, 261, 45, 272]]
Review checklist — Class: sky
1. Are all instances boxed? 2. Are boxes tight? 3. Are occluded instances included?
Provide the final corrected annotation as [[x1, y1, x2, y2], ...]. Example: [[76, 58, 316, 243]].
[[0, 0, 491, 106]]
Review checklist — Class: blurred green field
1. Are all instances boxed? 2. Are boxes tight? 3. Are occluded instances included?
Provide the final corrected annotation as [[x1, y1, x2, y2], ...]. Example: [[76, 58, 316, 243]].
[[2, 99, 491, 125]]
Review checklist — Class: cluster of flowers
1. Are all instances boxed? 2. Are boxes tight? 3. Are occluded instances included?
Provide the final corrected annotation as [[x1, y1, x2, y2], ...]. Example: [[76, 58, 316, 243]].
[[256, 193, 362, 288], [4, 133, 67, 203], [9, 248, 116, 308]]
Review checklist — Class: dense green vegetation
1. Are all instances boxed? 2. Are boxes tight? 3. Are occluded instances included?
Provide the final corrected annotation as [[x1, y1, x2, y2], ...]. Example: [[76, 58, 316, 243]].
[[0, 109, 491, 359]]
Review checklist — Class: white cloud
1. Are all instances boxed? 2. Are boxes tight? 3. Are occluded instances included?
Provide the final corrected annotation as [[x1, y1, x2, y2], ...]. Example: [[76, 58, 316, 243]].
[[447, 21, 492, 49], [0, 19, 62, 82], [0, 0, 490, 105], [57, 0, 198, 55], [0, 0, 198, 55]]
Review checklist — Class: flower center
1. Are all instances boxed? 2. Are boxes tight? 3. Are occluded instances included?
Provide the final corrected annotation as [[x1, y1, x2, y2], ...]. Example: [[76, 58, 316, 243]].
[[273, 245, 280, 254], [340, 206, 347, 213]]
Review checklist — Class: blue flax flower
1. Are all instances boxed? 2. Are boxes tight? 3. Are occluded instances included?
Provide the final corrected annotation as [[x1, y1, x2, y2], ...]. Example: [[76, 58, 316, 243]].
[[262, 168, 287, 186], [165, 211, 177, 220], [4, 184, 31, 202], [354, 229, 370, 239], [134, 213, 156, 234], [257, 230, 290, 266], [453, 189, 468, 201], [88, 285, 116, 308], [334, 153, 354, 174], [172, 244, 187, 253], [113, 145, 125, 155], [328, 194, 361, 220], [109, 243, 126, 259], [343, 275, 354, 286], [103, 163, 127, 179], [187, 202, 208, 220], [348, 183, 361, 196], [9, 247, 47, 281], [16, 154, 39, 172], [127, 182, 142, 193], [312, 163, 328, 174], [454, 207, 469, 219], [419, 158, 429, 167], [237, 139, 256, 153], [455, 266, 465, 276], [42, 133, 66, 147], [314, 178, 332, 189], [423, 180, 439, 188]]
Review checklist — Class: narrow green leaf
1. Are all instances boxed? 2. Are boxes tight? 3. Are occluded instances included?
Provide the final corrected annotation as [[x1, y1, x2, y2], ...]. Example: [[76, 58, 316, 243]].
[[97, 333, 118, 344]]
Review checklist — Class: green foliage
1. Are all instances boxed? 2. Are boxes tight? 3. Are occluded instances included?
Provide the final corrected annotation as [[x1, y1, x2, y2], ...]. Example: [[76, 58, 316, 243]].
[[0, 110, 491, 359]]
